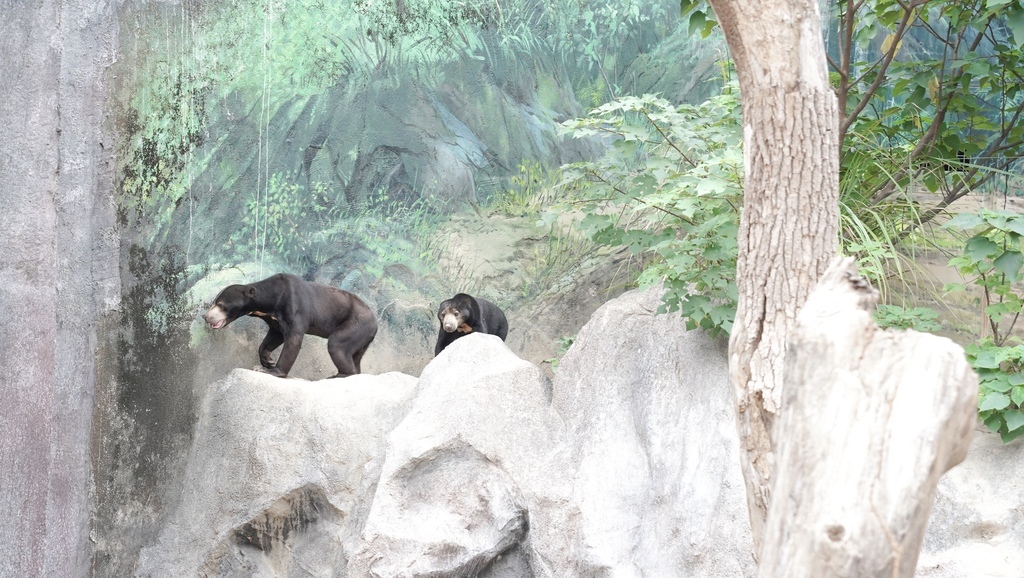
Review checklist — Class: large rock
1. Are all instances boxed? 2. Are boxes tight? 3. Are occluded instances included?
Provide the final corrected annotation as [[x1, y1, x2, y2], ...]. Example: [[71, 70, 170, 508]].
[[132, 287, 1024, 578], [349, 287, 757, 577], [554, 286, 755, 577], [135, 370, 418, 577], [136, 287, 757, 577], [917, 430, 1024, 578], [349, 334, 572, 577]]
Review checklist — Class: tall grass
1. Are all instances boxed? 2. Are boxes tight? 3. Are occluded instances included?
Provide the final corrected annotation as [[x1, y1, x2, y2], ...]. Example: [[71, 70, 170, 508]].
[[517, 225, 596, 299], [839, 132, 928, 302], [490, 160, 564, 217]]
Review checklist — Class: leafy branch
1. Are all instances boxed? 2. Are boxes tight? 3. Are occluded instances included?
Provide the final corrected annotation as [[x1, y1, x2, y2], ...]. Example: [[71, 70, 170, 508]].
[[555, 90, 743, 336], [946, 210, 1024, 442]]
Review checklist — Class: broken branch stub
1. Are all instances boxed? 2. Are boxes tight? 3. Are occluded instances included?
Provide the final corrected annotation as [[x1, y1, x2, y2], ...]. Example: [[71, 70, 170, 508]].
[[757, 257, 978, 578]]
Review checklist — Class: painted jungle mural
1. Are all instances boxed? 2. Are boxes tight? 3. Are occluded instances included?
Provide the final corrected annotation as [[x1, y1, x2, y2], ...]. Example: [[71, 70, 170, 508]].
[[112, 0, 725, 379]]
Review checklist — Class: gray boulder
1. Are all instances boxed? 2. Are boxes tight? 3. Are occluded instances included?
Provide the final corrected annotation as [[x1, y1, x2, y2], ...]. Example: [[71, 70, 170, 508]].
[[348, 286, 757, 577], [136, 287, 757, 577], [917, 430, 1024, 578], [349, 334, 572, 577], [134, 286, 1024, 578], [553, 287, 755, 577], [134, 371, 418, 577]]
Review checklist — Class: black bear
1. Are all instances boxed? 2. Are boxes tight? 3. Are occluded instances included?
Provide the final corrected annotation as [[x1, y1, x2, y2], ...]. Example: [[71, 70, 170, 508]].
[[434, 293, 509, 356], [203, 273, 377, 378]]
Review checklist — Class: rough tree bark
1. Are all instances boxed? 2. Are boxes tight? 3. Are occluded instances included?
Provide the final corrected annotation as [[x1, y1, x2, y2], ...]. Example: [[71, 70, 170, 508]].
[[759, 258, 977, 577], [706, 0, 840, 548]]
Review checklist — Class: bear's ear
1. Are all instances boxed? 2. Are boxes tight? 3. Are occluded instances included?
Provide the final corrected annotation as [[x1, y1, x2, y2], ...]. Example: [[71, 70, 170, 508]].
[[246, 287, 257, 298]]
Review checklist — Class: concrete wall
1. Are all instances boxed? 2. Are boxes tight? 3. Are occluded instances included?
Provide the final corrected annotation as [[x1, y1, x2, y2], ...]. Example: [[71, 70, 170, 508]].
[[0, 0, 118, 575]]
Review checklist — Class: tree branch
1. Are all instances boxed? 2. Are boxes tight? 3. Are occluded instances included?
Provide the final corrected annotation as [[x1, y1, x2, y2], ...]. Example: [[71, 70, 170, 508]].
[[840, 2, 922, 142]]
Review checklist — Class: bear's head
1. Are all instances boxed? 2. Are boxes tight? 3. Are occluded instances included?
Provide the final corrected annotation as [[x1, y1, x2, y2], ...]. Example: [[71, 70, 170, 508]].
[[437, 296, 474, 334], [204, 284, 257, 330]]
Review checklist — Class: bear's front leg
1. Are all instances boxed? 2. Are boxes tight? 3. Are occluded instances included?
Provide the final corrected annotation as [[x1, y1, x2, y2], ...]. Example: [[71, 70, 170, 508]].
[[257, 366, 288, 378], [261, 333, 303, 377], [258, 328, 284, 369], [434, 328, 455, 356]]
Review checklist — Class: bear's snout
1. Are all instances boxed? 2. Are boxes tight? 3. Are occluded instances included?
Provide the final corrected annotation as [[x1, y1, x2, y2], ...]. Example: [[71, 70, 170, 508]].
[[204, 306, 228, 330], [441, 313, 459, 333]]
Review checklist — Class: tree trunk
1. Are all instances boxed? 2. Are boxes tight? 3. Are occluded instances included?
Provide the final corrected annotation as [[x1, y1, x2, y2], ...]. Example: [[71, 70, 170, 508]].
[[758, 258, 978, 578], [707, 0, 839, 549]]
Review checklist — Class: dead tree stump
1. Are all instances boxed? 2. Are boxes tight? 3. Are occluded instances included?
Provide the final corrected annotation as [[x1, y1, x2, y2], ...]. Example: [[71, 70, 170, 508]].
[[757, 257, 979, 578]]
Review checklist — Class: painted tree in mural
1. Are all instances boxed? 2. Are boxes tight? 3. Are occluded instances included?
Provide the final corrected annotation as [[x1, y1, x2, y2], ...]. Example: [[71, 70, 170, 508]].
[[705, 0, 978, 575]]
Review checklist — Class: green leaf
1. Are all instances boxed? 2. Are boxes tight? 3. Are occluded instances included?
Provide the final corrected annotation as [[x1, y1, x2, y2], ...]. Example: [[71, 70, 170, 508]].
[[687, 11, 706, 37], [972, 349, 1002, 369], [1004, 410, 1024, 432], [1007, 8, 1024, 48], [1012, 385, 1024, 406], [983, 412, 1005, 433], [945, 212, 986, 230], [985, 301, 1021, 319], [984, 374, 1014, 393], [1002, 426, 1024, 443], [699, 17, 718, 38], [965, 235, 1000, 261], [976, 368, 1003, 384], [679, 0, 700, 16], [908, 84, 929, 110], [1002, 216, 1024, 237], [985, 211, 1012, 231], [980, 392, 1012, 411]]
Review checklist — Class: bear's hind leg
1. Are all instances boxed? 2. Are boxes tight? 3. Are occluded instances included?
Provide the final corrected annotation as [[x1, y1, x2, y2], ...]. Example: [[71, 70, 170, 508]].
[[351, 342, 373, 374], [327, 331, 360, 378], [328, 321, 376, 378]]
